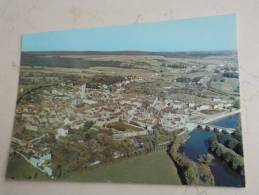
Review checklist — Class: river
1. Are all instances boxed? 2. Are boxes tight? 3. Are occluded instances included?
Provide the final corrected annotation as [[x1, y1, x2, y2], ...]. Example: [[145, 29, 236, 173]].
[[182, 114, 245, 187]]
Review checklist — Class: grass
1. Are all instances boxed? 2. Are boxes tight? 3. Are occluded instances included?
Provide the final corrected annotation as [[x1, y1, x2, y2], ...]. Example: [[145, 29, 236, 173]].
[[6, 154, 49, 180], [110, 120, 143, 132], [211, 78, 239, 94], [64, 152, 181, 185]]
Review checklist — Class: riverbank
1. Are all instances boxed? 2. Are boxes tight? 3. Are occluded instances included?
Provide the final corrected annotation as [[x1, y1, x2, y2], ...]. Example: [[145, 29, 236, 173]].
[[202, 109, 240, 124], [167, 131, 214, 186], [182, 114, 245, 187]]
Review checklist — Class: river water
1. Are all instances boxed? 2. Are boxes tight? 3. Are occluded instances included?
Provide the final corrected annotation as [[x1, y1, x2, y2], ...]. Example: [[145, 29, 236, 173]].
[[182, 114, 245, 187]]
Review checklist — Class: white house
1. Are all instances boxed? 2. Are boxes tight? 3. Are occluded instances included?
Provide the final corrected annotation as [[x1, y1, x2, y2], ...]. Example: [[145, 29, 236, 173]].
[[55, 128, 68, 139], [197, 105, 211, 111]]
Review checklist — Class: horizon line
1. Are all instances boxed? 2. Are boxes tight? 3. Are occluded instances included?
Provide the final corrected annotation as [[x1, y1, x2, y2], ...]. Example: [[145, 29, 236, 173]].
[[22, 49, 238, 53]]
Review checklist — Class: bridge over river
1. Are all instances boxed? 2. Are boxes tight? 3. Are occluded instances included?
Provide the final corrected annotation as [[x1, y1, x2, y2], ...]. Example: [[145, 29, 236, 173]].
[[197, 124, 236, 134], [201, 109, 240, 124], [185, 109, 240, 133]]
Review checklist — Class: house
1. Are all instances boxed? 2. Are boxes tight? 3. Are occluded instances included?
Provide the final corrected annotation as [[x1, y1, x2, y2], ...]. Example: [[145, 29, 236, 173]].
[[188, 103, 195, 108], [55, 128, 68, 139], [197, 105, 211, 111]]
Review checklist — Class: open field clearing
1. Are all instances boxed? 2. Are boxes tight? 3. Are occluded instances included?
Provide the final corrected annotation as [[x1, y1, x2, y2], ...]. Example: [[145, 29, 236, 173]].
[[6, 155, 48, 180], [65, 152, 181, 185]]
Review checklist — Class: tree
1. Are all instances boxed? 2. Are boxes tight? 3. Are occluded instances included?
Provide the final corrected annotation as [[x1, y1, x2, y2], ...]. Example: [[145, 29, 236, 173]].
[[205, 126, 211, 131], [119, 139, 134, 158], [84, 121, 94, 130], [51, 139, 91, 178], [209, 139, 217, 152], [198, 154, 213, 165], [234, 143, 243, 156], [151, 129, 159, 150], [171, 137, 181, 155], [185, 167, 199, 185], [215, 147, 223, 158], [102, 146, 115, 162], [33, 172, 38, 179], [232, 156, 241, 171], [224, 152, 233, 164], [84, 129, 98, 141], [222, 129, 229, 135], [232, 131, 242, 142], [142, 100, 150, 109], [226, 138, 238, 150], [213, 127, 218, 132], [53, 164, 62, 179], [217, 133, 227, 144], [233, 99, 240, 109], [240, 166, 245, 176]]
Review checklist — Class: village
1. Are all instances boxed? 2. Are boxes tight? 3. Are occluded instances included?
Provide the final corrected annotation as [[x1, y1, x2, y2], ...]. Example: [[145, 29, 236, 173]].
[[11, 61, 239, 178]]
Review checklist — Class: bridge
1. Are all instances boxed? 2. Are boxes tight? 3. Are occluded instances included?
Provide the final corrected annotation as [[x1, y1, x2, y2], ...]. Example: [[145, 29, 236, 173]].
[[201, 109, 240, 124], [185, 109, 240, 133], [197, 124, 236, 134]]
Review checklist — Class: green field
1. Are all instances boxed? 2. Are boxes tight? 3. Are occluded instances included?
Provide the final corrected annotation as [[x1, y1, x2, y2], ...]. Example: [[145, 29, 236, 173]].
[[211, 78, 239, 94], [64, 152, 181, 185], [6, 154, 48, 180], [109, 120, 143, 132]]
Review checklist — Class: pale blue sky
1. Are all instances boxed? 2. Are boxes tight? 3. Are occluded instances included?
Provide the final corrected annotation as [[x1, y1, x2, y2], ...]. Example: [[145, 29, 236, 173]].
[[22, 14, 237, 52]]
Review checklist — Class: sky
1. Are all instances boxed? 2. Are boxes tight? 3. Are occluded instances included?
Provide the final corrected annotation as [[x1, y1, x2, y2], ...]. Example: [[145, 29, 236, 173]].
[[22, 14, 237, 52]]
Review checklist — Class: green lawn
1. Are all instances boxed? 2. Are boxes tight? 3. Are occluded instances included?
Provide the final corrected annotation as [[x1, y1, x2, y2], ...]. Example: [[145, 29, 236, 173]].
[[64, 152, 181, 185], [6, 154, 49, 180]]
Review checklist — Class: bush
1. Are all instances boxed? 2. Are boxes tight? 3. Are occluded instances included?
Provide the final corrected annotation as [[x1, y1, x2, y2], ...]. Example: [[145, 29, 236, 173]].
[[185, 167, 199, 185], [84, 121, 94, 130], [224, 152, 233, 164], [208, 139, 244, 175], [205, 126, 211, 131], [232, 131, 242, 142], [198, 154, 213, 165]]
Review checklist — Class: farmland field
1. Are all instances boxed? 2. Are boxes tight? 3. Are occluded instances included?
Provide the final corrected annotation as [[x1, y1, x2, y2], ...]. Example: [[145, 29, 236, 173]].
[[211, 78, 239, 94], [64, 152, 181, 185], [6, 154, 48, 180]]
